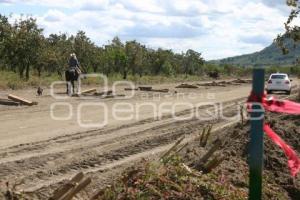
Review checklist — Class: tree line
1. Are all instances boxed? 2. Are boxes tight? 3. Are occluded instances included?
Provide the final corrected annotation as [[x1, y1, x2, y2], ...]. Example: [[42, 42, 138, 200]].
[[0, 14, 210, 81]]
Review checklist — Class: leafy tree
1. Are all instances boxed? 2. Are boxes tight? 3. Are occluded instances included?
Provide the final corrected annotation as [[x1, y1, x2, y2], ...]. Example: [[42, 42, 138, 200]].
[[0, 15, 10, 56], [183, 49, 204, 76], [8, 17, 43, 80], [276, 1, 300, 56], [161, 60, 174, 75], [0, 14, 208, 80], [74, 31, 95, 72], [125, 40, 145, 78], [46, 33, 73, 77]]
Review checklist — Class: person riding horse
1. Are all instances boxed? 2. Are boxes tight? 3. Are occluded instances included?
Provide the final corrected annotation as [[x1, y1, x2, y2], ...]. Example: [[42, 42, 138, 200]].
[[65, 53, 82, 95]]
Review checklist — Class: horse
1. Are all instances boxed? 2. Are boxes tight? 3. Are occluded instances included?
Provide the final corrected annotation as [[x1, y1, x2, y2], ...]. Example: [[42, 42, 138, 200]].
[[65, 68, 80, 95]]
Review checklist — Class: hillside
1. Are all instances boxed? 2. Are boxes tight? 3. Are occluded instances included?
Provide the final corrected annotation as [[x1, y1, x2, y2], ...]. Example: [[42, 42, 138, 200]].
[[215, 38, 300, 66]]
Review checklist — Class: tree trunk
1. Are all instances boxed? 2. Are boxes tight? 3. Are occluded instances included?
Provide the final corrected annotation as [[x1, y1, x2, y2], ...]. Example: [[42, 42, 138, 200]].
[[57, 70, 63, 78], [37, 67, 41, 77], [132, 67, 136, 76], [25, 63, 30, 81], [123, 69, 127, 79], [19, 67, 24, 79], [93, 66, 97, 73]]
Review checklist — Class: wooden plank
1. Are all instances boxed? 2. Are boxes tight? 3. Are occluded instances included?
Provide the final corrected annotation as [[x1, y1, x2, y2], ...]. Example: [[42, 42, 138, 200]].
[[175, 84, 198, 89], [0, 99, 20, 106], [124, 88, 139, 91], [8, 94, 37, 106], [232, 79, 252, 84], [90, 189, 105, 200], [81, 88, 97, 94], [94, 90, 113, 96], [151, 89, 169, 93], [197, 81, 226, 87], [61, 178, 92, 200], [49, 172, 84, 200], [139, 86, 152, 91], [103, 94, 126, 99]]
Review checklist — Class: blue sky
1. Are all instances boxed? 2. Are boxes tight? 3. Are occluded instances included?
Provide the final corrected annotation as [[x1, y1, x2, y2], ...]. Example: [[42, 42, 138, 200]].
[[0, 0, 292, 60]]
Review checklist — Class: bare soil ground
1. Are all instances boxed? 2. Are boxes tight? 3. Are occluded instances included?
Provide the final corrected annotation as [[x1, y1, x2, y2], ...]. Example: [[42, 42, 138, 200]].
[[0, 79, 298, 199], [178, 106, 300, 199]]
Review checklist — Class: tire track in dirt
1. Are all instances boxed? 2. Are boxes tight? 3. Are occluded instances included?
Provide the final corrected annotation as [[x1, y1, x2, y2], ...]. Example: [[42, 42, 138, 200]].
[[0, 99, 242, 198], [1, 118, 209, 192], [31, 119, 239, 199], [0, 97, 246, 163]]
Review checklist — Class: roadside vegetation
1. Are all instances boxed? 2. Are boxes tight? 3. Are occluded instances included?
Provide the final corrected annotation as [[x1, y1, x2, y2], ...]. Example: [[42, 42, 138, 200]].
[[95, 109, 300, 200], [1, 14, 300, 90], [0, 14, 208, 84]]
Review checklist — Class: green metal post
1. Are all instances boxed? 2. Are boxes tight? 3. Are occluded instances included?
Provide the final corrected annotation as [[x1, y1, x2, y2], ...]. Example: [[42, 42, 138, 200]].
[[249, 68, 265, 200]]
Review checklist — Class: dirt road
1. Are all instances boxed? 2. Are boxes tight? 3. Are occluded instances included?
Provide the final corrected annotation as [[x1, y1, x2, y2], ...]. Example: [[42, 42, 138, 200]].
[[0, 80, 291, 199]]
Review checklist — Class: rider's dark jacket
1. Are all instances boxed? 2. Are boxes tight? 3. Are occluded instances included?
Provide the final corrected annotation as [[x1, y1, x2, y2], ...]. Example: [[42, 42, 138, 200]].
[[68, 57, 79, 70]]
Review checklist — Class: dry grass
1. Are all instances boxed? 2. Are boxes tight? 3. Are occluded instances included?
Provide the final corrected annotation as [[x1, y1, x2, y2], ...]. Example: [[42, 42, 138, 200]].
[[94, 134, 247, 200], [0, 71, 207, 90], [0, 71, 60, 90], [94, 155, 248, 200]]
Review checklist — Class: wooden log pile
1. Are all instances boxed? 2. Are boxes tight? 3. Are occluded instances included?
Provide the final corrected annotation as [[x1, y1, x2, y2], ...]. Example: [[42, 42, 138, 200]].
[[8, 94, 38, 106], [93, 90, 113, 96], [126, 87, 169, 93], [0, 98, 20, 106], [196, 79, 252, 87], [197, 81, 226, 87], [139, 86, 153, 91], [150, 89, 169, 93], [124, 88, 139, 91], [231, 78, 252, 84], [0, 94, 38, 106], [175, 83, 198, 89]]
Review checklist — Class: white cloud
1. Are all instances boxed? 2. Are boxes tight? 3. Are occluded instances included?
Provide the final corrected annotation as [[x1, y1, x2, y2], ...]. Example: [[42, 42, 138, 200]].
[[79, 0, 110, 11], [44, 9, 66, 22], [0, 0, 292, 60]]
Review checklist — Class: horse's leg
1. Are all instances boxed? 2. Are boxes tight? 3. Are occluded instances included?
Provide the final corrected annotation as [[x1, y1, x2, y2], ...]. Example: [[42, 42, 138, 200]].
[[71, 80, 75, 94], [66, 82, 69, 94], [65, 71, 70, 95]]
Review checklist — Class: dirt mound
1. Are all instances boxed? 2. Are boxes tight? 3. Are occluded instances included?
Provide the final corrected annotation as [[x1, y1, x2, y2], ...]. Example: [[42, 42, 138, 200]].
[[201, 112, 300, 199], [94, 111, 300, 199]]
